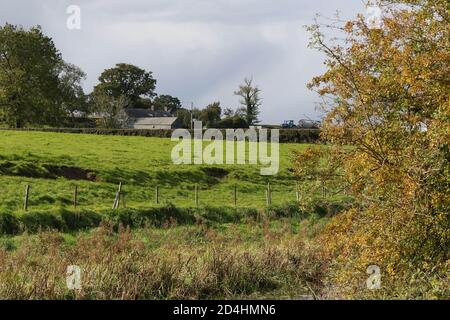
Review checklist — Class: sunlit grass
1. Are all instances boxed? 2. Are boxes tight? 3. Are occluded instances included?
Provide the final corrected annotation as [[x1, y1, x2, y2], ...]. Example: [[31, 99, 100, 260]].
[[0, 131, 311, 212]]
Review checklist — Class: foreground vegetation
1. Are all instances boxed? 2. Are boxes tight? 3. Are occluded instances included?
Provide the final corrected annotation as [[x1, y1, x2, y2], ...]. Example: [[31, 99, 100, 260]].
[[0, 214, 326, 300]]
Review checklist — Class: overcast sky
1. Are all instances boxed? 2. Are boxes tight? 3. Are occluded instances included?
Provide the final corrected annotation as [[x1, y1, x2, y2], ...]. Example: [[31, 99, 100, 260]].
[[0, 0, 366, 123]]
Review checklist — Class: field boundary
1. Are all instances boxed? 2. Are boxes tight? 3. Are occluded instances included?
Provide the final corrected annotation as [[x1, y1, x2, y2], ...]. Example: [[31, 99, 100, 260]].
[[0, 128, 321, 143], [0, 202, 308, 236], [0, 180, 352, 236]]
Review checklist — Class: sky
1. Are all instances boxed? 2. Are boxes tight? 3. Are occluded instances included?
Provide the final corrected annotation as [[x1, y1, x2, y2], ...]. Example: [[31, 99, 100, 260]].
[[0, 0, 366, 124]]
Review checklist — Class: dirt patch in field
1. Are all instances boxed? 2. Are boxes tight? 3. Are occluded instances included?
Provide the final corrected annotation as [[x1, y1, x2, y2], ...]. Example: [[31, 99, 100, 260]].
[[0, 161, 98, 181], [44, 165, 98, 181], [201, 167, 229, 179]]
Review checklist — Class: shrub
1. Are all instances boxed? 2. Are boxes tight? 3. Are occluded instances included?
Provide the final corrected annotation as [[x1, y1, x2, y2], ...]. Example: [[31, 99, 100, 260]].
[[0, 213, 20, 235], [59, 209, 102, 231], [265, 202, 301, 218], [198, 206, 242, 224], [0, 203, 306, 236], [20, 211, 64, 233], [237, 207, 259, 221]]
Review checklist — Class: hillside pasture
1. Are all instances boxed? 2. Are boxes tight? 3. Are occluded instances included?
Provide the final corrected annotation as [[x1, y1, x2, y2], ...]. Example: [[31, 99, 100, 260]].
[[0, 130, 310, 213]]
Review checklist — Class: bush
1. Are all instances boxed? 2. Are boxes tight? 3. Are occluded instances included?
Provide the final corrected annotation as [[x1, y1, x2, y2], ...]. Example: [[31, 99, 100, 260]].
[[20, 211, 64, 233], [237, 207, 259, 221], [0, 213, 20, 235], [265, 202, 301, 218], [0, 203, 307, 236], [197, 206, 242, 224], [59, 209, 102, 231]]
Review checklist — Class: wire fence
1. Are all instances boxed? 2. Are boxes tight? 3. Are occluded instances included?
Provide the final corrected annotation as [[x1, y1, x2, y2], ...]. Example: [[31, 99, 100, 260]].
[[19, 181, 305, 212]]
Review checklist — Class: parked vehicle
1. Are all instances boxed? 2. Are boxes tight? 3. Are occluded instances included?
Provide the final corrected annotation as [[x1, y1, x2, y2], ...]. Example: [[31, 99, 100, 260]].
[[281, 119, 321, 129], [282, 120, 296, 128], [297, 119, 321, 129]]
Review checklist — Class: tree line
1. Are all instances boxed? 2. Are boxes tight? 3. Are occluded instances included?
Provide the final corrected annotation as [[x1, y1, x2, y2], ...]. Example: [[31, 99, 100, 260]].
[[0, 23, 262, 129]]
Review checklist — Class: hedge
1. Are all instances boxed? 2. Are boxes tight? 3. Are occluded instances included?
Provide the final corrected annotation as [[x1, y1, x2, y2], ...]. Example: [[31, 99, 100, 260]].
[[0, 203, 305, 236], [1, 128, 321, 143]]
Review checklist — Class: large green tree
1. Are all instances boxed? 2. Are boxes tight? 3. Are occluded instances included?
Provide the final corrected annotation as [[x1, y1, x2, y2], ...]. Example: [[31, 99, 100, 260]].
[[58, 61, 88, 120], [0, 24, 63, 127], [93, 63, 156, 108], [199, 102, 222, 128], [153, 94, 181, 113]]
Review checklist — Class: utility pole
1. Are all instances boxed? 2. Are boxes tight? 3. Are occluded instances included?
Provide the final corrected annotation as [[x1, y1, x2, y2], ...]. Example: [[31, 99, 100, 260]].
[[190, 102, 194, 130]]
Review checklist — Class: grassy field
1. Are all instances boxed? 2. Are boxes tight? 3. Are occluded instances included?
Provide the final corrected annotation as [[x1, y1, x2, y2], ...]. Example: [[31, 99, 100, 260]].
[[0, 130, 330, 299], [0, 130, 308, 212]]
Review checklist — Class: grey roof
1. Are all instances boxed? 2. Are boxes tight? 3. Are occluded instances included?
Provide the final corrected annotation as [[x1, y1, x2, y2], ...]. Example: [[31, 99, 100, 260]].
[[126, 108, 171, 118], [133, 117, 179, 126]]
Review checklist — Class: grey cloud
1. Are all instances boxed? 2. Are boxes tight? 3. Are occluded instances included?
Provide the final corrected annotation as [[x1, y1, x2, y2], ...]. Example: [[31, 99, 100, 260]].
[[0, 0, 365, 123]]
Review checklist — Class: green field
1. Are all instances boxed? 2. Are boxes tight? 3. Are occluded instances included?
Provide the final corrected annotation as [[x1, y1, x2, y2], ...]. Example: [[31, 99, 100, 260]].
[[0, 130, 308, 212], [0, 130, 328, 299]]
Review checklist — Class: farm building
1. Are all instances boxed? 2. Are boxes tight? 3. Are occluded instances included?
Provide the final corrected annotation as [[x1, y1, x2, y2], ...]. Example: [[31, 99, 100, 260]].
[[125, 108, 181, 129], [129, 116, 181, 129], [83, 108, 181, 129]]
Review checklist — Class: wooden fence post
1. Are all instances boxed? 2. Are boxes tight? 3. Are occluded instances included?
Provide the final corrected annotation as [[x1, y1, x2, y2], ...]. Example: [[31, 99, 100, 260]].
[[266, 182, 272, 206], [296, 182, 300, 202], [73, 185, 78, 209], [195, 184, 199, 207], [113, 182, 122, 209], [155, 186, 159, 205], [24, 184, 30, 211], [234, 184, 237, 207]]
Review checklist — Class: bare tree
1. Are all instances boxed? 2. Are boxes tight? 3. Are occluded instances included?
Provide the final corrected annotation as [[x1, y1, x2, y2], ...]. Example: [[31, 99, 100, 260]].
[[92, 93, 129, 128], [234, 77, 262, 126]]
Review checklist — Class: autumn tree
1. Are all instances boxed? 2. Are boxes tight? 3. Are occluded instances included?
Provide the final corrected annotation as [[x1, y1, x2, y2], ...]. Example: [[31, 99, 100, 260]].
[[234, 77, 262, 125], [298, 0, 449, 297]]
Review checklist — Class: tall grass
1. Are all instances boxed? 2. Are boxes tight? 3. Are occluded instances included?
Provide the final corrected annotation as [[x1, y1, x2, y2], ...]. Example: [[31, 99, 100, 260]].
[[0, 222, 324, 300]]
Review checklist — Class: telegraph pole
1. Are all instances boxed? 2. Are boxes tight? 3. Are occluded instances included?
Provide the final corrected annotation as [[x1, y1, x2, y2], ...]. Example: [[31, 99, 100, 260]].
[[190, 102, 194, 130]]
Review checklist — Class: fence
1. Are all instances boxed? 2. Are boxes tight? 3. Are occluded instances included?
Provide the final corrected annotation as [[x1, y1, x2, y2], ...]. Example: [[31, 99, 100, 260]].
[[20, 181, 305, 212]]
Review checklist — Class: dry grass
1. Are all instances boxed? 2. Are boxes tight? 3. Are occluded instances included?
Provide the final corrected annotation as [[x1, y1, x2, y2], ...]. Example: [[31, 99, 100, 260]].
[[0, 220, 324, 300]]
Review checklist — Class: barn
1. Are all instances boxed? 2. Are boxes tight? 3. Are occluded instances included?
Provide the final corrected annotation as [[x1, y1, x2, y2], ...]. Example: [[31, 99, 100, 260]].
[[125, 108, 182, 130], [131, 116, 181, 129]]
